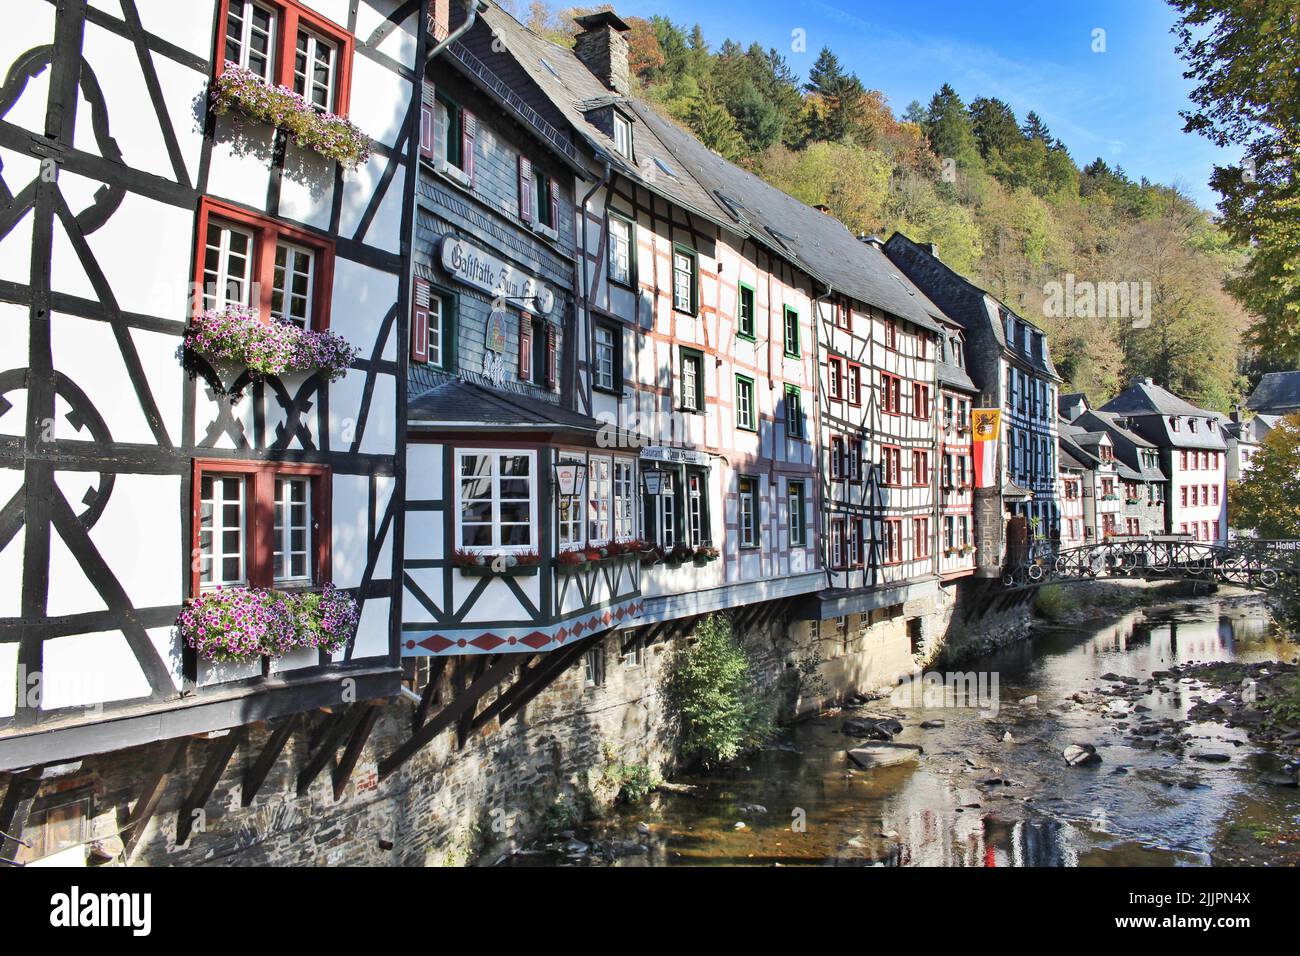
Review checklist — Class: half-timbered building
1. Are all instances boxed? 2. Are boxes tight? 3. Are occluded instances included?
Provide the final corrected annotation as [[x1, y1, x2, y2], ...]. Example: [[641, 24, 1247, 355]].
[[885, 233, 1062, 556], [936, 323, 978, 578], [0, 0, 421, 850]]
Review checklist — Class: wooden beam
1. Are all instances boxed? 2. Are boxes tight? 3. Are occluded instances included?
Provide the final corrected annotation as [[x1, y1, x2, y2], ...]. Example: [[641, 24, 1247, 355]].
[[378, 653, 522, 780], [177, 726, 244, 846], [296, 705, 367, 796], [468, 655, 543, 734], [497, 636, 601, 727], [457, 656, 493, 749], [242, 716, 297, 807], [331, 704, 383, 801], [123, 737, 189, 857], [413, 656, 447, 731], [0, 773, 41, 866]]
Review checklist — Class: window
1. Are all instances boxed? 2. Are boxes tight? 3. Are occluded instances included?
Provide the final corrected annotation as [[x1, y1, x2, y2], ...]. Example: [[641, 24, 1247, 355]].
[[410, 279, 454, 369], [195, 198, 334, 330], [680, 348, 704, 412], [882, 446, 902, 486], [788, 481, 806, 546], [913, 383, 930, 420], [883, 518, 902, 564], [784, 385, 802, 438], [881, 373, 902, 414], [738, 476, 758, 548], [533, 169, 556, 229], [848, 438, 863, 482], [294, 27, 337, 111], [830, 436, 845, 481], [828, 356, 844, 400], [847, 365, 861, 405], [736, 375, 756, 431], [944, 515, 955, 551], [613, 112, 633, 158], [738, 283, 756, 339], [830, 518, 845, 569], [884, 319, 898, 351], [608, 213, 634, 286], [584, 646, 605, 687], [557, 453, 585, 550], [646, 471, 676, 547], [622, 634, 643, 667], [847, 518, 864, 567], [225, 0, 277, 80], [943, 453, 955, 489], [594, 323, 621, 392], [193, 460, 328, 594], [219, 1, 353, 114], [913, 451, 929, 486], [783, 306, 800, 357], [914, 518, 930, 559], [673, 246, 697, 314], [588, 456, 612, 544], [456, 451, 535, 551], [834, 299, 852, 330], [686, 470, 707, 546]]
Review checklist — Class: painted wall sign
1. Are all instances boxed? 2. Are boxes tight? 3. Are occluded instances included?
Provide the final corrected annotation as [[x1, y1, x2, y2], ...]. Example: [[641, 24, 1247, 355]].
[[485, 310, 508, 354], [640, 446, 711, 466], [440, 237, 554, 315]]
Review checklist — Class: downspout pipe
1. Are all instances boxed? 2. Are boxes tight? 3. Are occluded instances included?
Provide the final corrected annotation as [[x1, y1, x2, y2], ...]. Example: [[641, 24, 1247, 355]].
[[812, 282, 835, 590], [428, 0, 486, 64]]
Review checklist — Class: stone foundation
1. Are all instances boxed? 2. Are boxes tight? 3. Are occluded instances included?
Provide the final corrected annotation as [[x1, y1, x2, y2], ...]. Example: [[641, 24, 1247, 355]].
[[4, 579, 1024, 866]]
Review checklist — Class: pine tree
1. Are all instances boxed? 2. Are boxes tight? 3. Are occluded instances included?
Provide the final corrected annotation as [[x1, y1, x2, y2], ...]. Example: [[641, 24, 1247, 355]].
[[1021, 110, 1052, 142]]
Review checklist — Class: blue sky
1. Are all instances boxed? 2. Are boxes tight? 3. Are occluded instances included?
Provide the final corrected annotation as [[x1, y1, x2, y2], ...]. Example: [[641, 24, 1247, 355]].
[[613, 0, 1235, 211]]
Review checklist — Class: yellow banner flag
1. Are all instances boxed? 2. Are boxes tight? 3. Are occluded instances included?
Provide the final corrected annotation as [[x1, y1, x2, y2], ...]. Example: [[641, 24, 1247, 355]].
[[971, 408, 1001, 441]]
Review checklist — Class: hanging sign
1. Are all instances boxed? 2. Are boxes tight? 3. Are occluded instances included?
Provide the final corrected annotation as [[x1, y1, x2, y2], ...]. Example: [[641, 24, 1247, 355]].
[[640, 446, 710, 466], [440, 237, 554, 316]]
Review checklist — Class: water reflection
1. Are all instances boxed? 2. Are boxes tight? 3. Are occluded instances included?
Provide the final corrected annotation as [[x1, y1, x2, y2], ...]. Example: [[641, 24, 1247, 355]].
[[578, 596, 1298, 867]]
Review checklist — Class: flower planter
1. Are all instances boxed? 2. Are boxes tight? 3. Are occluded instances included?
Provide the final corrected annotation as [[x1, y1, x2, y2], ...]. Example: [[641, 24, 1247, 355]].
[[556, 561, 591, 575], [210, 62, 372, 170], [459, 564, 539, 578], [186, 306, 358, 384], [179, 585, 356, 669]]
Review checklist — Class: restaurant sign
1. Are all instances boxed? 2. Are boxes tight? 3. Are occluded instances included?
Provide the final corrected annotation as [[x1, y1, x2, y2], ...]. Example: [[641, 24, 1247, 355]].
[[640, 446, 710, 466], [440, 237, 554, 315]]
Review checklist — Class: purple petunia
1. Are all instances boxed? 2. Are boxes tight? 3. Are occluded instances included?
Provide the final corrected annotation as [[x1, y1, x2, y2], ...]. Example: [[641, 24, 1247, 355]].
[[186, 307, 358, 383], [178, 585, 360, 664]]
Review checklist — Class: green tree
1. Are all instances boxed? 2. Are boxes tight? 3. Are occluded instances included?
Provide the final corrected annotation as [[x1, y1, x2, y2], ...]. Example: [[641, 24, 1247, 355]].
[[1229, 414, 1300, 538], [924, 83, 982, 177], [687, 95, 746, 160], [1170, 0, 1300, 364]]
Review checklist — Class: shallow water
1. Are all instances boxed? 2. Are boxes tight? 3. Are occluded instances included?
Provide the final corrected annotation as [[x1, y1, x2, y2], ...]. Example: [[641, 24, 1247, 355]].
[[580, 596, 1300, 866]]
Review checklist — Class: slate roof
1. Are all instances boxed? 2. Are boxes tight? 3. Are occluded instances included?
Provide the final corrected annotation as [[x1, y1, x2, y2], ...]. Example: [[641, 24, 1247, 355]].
[[473, 2, 952, 333], [1058, 446, 1087, 471], [1246, 371, 1300, 413], [1097, 378, 1226, 450], [883, 232, 1061, 380], [408, 379, 646, 446], [1073, 409, 1169, 482]]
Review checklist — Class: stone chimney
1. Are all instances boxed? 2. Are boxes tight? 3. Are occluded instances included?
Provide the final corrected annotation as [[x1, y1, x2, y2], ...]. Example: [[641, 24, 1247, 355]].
[[573, 11, 632, 95]]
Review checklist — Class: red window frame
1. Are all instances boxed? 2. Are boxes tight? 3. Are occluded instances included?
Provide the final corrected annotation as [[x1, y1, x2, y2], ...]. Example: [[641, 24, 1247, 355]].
[[884, 319, 898, 351], [190, 459, 332, 598], [831, 517, 846, 569], [883, 518, 903, 565], [882, 445, 902, 487], [830, 435, 845, 481], [848, 437, 863, 483], [193, 197, 336, 330], [914, 517, 930, 559], [913, 382, 930, 420], [881, 373, 902, 414], [847, 364, 861, 405], [835, 299, 852, 330], [912, 449, 929, 487], [214, 0, 356, 118], [828, 355, 845, 400]]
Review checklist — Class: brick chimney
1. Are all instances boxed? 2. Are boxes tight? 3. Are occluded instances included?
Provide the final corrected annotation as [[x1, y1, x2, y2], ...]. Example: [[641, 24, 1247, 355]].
[[573, 11, 631, 95]]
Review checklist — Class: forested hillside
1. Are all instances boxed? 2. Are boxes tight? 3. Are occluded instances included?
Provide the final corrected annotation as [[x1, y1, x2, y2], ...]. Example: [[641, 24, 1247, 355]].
[[520, 1, 1260, 414]]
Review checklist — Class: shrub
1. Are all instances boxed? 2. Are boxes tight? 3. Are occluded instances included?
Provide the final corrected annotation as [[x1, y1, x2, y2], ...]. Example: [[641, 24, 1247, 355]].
[[604, 763, 661, 803], [665, 614, 775, 768], [1033, 583, 1080, 621], [210, 62, 372, 169]]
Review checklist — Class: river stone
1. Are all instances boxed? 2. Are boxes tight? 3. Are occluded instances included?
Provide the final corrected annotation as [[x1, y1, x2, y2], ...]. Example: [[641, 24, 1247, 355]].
[[920, 719, 946, 729], [1063, 744, 1102, 767], [1263, 772, 1298, 788], [842, 717, 900, 740], [1192, 752, 1231, 763], [847, 743, 923, 769]]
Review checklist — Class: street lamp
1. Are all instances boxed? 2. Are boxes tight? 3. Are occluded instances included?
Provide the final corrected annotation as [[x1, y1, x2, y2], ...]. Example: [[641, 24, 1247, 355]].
[[553, 460, 586, 497], [642, 469, 666, 497]]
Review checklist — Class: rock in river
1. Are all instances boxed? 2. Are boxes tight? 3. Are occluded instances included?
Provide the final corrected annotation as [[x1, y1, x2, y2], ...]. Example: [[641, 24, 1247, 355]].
[[842, 716, 902, 740], [1062, 743, 1102, 767], [847, 743, 923, 769]]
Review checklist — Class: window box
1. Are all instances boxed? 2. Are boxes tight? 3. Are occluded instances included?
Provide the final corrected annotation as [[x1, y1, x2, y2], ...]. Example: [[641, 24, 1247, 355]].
[[692, 545, 719, 566], [210, 62, 370, 170], [185, 305, 357, 385], [453, 549, 540, 577], [177, 583, 357, 664], [664, 544, 694, 568]]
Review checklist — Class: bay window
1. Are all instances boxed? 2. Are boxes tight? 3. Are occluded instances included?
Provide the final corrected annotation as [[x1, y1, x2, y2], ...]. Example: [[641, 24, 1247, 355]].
[[193, 460, 329, 594], [456, 451, 535, 551]]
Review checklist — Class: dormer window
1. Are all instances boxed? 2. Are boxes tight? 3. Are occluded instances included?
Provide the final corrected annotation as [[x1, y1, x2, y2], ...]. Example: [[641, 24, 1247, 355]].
[[613, 112, 632, 158]]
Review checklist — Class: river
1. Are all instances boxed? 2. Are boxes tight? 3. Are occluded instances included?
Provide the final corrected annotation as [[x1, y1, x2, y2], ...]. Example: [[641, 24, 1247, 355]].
[[566, 593, 1300, 866]]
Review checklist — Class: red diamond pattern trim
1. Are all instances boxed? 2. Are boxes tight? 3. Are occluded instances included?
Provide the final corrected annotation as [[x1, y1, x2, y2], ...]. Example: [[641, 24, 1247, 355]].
[[471, 633, 505, 651], [419, 635, 454, 653]]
